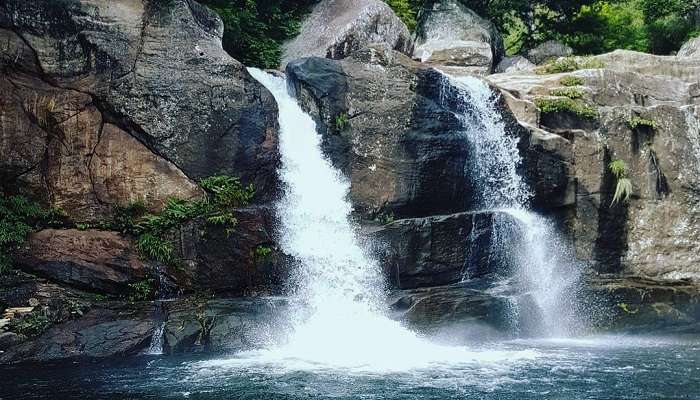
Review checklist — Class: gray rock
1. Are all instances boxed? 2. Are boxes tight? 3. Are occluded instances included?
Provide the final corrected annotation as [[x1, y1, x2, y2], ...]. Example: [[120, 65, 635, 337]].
[[678, 36, 700, 58], [526, 40, 573, 65], [0, 332, 24, 351], [371, 211, 520, 289], [281, 0, 412, 68], [0, 305, 155, 363], [495, 55, 535, 73], [163, 297, 290, 353], [413, 0, 504, 74]]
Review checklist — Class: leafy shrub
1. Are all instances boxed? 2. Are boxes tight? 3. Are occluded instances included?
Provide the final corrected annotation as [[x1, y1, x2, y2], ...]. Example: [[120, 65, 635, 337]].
[[127, 279, 155, 302], [8, 312, 51, 337], [113, 176, 254, 266], [627, 116, 658, 130], [550, 87, 585, 99], [560, 76, 585, 86], [534, 97, 599, 119], [536, 56, 604, 74], [254, 245, 273, 263], [0, 195, 64, 274], [609, 159, 633, 205]]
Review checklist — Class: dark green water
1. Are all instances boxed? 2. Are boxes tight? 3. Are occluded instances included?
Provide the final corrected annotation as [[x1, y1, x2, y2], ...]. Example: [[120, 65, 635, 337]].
[[2, 336, 698, 400]]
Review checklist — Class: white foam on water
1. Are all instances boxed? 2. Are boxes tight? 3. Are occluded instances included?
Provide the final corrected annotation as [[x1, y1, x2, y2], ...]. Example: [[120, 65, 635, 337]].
[[441, 72, 585, 337]]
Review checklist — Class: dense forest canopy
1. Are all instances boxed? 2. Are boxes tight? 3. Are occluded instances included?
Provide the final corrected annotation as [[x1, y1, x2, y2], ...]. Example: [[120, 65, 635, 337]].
[[201, 0, 698, 68]]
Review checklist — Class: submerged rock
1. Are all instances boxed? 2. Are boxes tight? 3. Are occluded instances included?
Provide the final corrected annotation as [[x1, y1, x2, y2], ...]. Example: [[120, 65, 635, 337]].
[[281, 0, 412, 68], [413, 0, 504, 74]]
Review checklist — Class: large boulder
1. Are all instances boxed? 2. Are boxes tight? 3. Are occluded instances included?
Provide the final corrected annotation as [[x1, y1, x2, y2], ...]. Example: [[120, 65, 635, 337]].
[[412, 0, 504, 74], [526, 40, 574, 65], [678, 36, 700, 58], [0, 0, 279, 220], [281, 0, 412, 68], [14, 229, 148, 294], [495, 55, 535, 73]]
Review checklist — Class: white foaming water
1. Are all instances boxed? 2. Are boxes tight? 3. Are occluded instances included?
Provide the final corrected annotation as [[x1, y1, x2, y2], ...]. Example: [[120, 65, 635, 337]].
[[442, 73, 584, 337], [146, 322, 165, 355], [242, 68, 537, 371]]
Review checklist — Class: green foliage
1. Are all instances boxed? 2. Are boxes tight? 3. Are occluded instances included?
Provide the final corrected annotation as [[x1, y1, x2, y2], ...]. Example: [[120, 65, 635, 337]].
[[200, 175, 255, 208], [609, 159, 627, 178], [334, 113, 349, 131], [628, 116, 658, 130], [0, 195, 65, 275], [560, 76, 585, 86], [127, 279, 155, 302], [375, 211, 395, 225], [536, 56, 604, 74], [608, 159, 633, 205], [198, 0, 315, 68], [136, 233, 175, 264], [8, 312, 51, 337], [534, 97, 598, 119], [550, 87, 585, 99], [384, 0, 421, 31], [111, 176, 253, 266], [254, 245, 273, 263]]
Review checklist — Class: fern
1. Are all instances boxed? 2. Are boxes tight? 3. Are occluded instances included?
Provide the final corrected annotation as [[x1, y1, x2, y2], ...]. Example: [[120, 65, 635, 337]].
[[136, 233, 174, 264], [608, 159, 633, 205]]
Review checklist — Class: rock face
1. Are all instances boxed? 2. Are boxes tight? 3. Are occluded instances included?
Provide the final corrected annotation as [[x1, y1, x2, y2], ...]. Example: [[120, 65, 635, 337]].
[[373, 211, 517, 289], [526, 40, 574, 64], [0, 305, 155, 363], [172, 206, 286, 294], [413, 0, 504, 74], [163, 297, 289, 353], [281, 0, 412, 68], [488, 50, 700, 280], [677, 36, 700, 58], [14, 229, 147, 294], [0, 0, 279, 221]]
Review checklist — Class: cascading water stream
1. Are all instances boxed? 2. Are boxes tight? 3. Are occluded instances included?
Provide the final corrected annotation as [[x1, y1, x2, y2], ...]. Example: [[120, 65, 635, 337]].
[[440, 73, 585, 337], [243, 68, 536, 370]]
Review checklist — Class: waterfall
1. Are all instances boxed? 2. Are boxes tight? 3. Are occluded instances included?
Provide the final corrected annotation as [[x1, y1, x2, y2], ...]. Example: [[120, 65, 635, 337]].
[[246, 68, 535, 370], [441, 73, 584, 337]]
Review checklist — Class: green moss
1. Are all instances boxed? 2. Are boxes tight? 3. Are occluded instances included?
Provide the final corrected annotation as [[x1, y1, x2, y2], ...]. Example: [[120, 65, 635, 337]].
[[559, 76, 585, 87], [550, 87, 585, 99], [534, 97, 598, 119], [254, 245, 273, 264], [627, 116, 658, 130], [536, 56, 605, 74]]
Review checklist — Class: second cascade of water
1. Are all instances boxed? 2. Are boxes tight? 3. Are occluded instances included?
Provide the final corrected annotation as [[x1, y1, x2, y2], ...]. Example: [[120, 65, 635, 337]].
[[246, 68, 536, 370], [441, 73, 585, 337]]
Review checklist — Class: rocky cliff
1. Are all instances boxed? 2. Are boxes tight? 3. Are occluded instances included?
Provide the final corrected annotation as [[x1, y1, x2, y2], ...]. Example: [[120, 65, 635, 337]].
[[1, 0, 699, 363]]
